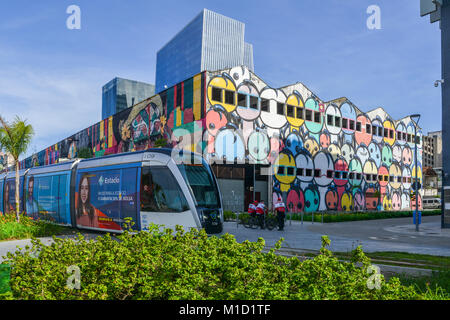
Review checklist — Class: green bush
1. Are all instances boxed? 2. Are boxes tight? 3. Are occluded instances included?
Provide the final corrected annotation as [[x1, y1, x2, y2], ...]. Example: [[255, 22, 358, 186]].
[[223, 211, 236, 221], [1, 223, 446, 300], [0, 213, 65, 241]]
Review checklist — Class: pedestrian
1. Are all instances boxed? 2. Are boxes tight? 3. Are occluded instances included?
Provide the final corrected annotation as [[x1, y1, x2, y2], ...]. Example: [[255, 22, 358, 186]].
[[274, 197, 286, 231], [256, 200, 266, 229], [248, 200, 258, 218]]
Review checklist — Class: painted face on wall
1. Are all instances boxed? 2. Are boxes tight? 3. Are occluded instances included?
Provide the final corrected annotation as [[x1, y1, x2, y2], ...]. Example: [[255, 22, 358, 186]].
[[304, 138, 320, 157], [214, 128, 245, 162], [411, 165, 423, 187], [341, 143, 355, 164], [383, 195, 392, 211], [389, 163, 402, 190], [355, 145, 370, 167], [236, 82, 260, 121], [295, 150, 315, 183], [402, 146, 412, 167], [410, 193, 423, 211], [304, 98, 323, 134], [355, 114, 372, 146], [365, 187, 379, 210], [273, 151, 297, 192], [206, 106, 228, 136], [402, 166, 412, 190], [248, 130, 270, 162], [382, 144, 393, 167], [229, 66, 250, 87], [268, 136, 283, 164], [328, 143, 342, 162], [396, 121, 407, 146], [378, 165, 389, 189], [341, 192, 353, 211], [325, 189, 338, 210], [285, 93, 305, 130], [304, 186, 320, 213], [324, 104, 342, 136], [401, 192, 411, 210], [207, 76, 237, 113], [371, 118, 384, 144], [363, 160, 378, 185], [391, 192, 401, 211], [348, 158, 363, 187], [392, 144, 402, 164], [340, 102, 357, 135], [353, 189, 365, 211], [320, 131, 331, 149], [285, 132, 304, 156], [334, 159, 349, 187], [286, 188, 305, 213], [313, 151, 334, 187], [383, 119, 396, 146], [259, 88, 288, 130], [406, 122, 416, 149]]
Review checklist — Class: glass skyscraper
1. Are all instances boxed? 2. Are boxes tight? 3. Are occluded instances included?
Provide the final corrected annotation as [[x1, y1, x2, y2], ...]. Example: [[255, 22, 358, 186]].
[[155, 9, 254, 93], [102, 78, 155, 119]]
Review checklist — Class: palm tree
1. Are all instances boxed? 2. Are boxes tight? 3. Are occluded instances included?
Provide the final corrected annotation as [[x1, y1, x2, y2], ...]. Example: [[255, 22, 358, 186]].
[[0, 116, 34, 222]]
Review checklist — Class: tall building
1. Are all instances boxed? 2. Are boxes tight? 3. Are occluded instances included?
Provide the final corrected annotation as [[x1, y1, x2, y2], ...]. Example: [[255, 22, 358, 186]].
[[155, 8, 254, 93], [423, 130, 442, 193], [102, 78, 155, 119]]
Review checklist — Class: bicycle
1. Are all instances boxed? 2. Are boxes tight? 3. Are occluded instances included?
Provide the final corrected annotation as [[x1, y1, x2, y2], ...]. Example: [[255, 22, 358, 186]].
[[243, 213, 259, 229]]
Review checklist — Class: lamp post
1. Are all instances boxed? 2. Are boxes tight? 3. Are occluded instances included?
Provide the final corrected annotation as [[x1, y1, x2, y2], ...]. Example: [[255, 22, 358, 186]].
[[410, 114, 421, 232]]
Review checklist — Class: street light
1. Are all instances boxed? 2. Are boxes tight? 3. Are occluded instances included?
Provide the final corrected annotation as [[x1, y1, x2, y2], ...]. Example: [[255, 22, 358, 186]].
[[410, 114, 421, 232]]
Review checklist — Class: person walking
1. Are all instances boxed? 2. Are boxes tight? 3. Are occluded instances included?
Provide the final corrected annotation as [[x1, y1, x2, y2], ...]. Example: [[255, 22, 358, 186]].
[[274, 197, 286, 231], [256, 200, 266, 229], [248, 200, 258, 218]]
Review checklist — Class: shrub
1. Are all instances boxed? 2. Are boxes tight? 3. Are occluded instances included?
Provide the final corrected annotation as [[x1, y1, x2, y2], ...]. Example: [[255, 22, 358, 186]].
[[1, 223, 446, 300], [223, 211, 236, 221]]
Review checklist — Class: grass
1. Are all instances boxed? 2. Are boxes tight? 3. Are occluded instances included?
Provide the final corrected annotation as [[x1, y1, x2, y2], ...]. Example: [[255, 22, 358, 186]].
[[0, 264, 10, 294], [0, 213, 70, 241]]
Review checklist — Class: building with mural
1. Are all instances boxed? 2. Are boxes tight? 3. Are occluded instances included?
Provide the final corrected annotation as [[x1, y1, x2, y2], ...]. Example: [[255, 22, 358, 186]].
[[18, 65, 423, 213]]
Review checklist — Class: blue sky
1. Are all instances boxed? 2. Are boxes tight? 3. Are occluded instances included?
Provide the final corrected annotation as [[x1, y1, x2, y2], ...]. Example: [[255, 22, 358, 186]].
[[0, 0, 442, 159]]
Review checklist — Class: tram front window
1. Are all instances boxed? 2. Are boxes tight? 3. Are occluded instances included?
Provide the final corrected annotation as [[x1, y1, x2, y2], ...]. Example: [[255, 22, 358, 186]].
[[140, 167, 189, 212], [177, 163, 220, 209]]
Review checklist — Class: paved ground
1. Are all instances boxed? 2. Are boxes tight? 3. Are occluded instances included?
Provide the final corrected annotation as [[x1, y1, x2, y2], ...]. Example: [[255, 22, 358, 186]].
[[0, 215, 449, 263], [220, 215, 450, 256]]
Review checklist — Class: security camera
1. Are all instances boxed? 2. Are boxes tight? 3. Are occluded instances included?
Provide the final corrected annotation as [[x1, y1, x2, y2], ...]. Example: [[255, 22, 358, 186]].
[[434, 79, 444, 87]]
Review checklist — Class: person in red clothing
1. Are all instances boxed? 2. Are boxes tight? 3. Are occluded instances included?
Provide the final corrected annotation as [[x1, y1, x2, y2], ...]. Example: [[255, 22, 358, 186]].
[[274, 197, 286, 231], [255, 200, 266, 229], [248, 200, 258, 218]]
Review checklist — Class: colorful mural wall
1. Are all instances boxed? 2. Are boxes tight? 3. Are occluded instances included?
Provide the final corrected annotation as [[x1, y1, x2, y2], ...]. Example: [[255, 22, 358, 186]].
[[204, 66, 423, 212], [18, 66, 422, 212]]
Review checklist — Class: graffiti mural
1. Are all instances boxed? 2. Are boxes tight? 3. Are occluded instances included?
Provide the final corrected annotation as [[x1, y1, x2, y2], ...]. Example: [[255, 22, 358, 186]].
[[17, 66, 422, 212]]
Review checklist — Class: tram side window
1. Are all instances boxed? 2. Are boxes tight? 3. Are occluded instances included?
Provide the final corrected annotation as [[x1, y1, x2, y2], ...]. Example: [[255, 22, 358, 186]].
[[140, 167, 189, 213]]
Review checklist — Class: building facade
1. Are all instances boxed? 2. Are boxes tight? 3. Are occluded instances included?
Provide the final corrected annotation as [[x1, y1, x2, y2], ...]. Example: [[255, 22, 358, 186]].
[[102, 78, 155, 120], [19, 66, 423, 213], [155, 9, 254, 93]]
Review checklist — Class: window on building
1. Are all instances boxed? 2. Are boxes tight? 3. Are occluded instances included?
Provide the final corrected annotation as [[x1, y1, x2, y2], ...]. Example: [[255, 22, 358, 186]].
[[389, 130, 394, 139], [305, 109, 312, 121], [277, 166, 285, 175], [260, 98, 269, 112], [314, 111, 321, 123], [342, 118, 348, 129], [287, 105, 294, 117], [356, 122, 362, 132], [305, 169, 313, 177], [373, 125, 378, 136], [356, 173, 362, 180], [297, 168, 304, 176], [378, 127, 383, 137], [277, 103, 284, 115], [335, 116, 341, 127], [407, 134, 411, 142], [384, 128, 388, 138], [326, 170, 334, 178], [211, 87, 222, 102], [335, 171, 342, 179], [384, 175, 389, 182], [238, 93, 247, 107], [297, 107, 304, 119], [366, 124, 371, 134], [287, 167, 294, 175], [249, 95, 258, 109], [224, 90, 235, 105], [314, 169, 321, 177], [327, 114, 333, 126], [349, 120, 355, 131], [342, 172, 348, 179]]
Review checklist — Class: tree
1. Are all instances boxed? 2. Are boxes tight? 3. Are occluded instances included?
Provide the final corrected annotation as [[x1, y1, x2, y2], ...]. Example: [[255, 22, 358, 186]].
[[0, 116, 34, 222]]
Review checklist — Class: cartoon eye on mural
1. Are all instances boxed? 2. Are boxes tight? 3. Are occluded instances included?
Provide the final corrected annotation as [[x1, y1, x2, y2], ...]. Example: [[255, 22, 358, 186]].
[[285, 132, 304, 156], [381, 144, 393, 167], [340, 101, 357, 144], [365, 186, 380, 211], [325, 188, 339, 211], [392, 143, 402, 164], [353, 188, 365, 211], [341, 191, 353, 212], [268, 136, 283, 164], [304, 185, 320, 213], [383, 119, 396, 146], [273, 151, 297, 192], [328, 143, 342, 162], [341, 143, 355, 164], [207, 75, 237, 113], [286, 187, 305, 213], [285, 92, 305, 133], [247, 129, 270, 163], [324, 104, 342, 138], [383, 194, 392, 211], [355, 114, 372, 146], [402, 145, 413, 167], [304, 137, 320, 157], [259, 87, 288, 138], [319, 130, 331, 149], [391, 191, 401, 211]]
